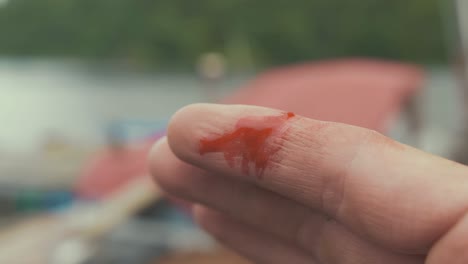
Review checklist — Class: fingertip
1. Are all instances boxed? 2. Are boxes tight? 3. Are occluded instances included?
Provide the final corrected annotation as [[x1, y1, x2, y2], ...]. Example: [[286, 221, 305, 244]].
[[148, 135, 201, 197], [167, 103, 213, 161], [166, 103, 286, 168], [148, 136, 168, 176]]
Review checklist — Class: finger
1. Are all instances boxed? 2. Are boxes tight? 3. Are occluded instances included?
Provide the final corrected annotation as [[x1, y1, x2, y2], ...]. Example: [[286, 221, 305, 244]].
[[193, 205, 316, 264], [150, 137, 309, 241], [426, 212, 468, 264], [166, 103, 468, 253], [150, 139, 424, 264]]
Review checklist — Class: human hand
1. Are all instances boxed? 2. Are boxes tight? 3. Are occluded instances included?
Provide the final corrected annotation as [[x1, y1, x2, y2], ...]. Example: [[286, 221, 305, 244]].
[[150, 104, 468, 264]]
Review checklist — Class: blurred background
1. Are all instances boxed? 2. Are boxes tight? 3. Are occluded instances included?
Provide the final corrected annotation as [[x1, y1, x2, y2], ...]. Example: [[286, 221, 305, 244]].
[[0, 0, 466, 263]]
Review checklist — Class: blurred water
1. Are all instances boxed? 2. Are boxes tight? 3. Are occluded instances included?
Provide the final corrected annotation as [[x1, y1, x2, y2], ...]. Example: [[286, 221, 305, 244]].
[[0, 59, 462, 156], [419, 66, 464, 156], [0, 59, 247, 153], [387, 66, 464, 157]]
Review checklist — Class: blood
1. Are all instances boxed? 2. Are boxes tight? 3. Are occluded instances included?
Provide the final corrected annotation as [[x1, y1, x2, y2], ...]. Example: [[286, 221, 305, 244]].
[[199, 112, 295, 178]]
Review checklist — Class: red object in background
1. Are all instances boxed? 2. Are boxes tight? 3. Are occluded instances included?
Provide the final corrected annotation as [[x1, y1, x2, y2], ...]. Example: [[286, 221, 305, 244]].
[[76, 131, 165, 199], [76, 144, 153, 199], [224, 58, 424, 132], [76, 58, 424, 199]]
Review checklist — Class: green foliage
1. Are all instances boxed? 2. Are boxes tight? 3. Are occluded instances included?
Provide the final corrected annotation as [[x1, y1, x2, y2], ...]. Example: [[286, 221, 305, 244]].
[[0, 0, 447, 68]]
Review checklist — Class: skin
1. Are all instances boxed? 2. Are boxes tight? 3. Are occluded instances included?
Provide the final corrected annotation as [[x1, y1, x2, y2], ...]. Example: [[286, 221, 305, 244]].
[[150, 103, 468, 264]]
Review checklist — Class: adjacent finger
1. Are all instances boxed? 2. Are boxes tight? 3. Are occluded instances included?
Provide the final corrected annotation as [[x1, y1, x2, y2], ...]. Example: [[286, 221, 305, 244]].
[[150, 138, 424, 264], [426, 211, 468, 264], [166, 103, 468, 253], [150, 137, 310, 241], [193, 205, 316, 264]]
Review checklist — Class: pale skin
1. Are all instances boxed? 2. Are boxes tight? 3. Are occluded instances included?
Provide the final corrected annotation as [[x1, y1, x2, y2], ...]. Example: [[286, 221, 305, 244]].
[[150, 103, 468, 264]]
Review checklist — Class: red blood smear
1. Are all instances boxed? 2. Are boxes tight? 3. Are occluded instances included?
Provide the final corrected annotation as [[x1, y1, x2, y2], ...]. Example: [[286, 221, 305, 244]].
[[199, 112, 295, 178]]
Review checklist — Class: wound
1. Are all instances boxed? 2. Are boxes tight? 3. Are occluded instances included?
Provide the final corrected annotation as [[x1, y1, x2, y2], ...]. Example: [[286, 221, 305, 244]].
[[199, 112, 295, 179]]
